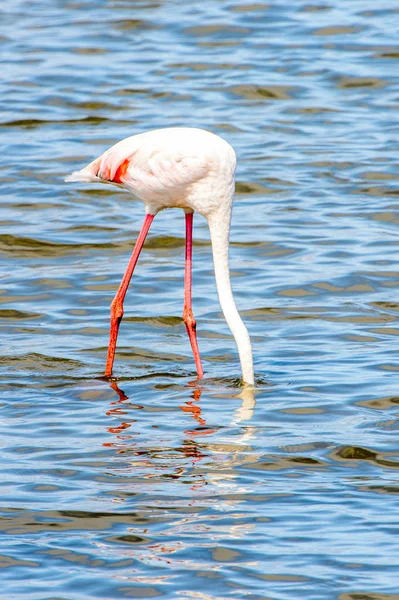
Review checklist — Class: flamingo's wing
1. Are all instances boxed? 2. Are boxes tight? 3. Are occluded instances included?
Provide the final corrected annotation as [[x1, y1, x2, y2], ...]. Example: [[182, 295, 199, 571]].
[[125, 143, 210, 193]]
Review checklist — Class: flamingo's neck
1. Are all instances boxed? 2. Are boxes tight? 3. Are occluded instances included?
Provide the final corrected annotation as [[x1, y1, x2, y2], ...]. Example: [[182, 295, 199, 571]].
[[207, 210, 254, 386]]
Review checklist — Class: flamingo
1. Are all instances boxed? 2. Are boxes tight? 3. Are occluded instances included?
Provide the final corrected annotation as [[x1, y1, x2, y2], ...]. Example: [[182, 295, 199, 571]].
[[66, 127, 254, 386]]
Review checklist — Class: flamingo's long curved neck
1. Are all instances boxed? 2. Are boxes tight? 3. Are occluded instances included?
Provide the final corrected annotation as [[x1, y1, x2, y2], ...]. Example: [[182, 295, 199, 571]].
[[207, 210, 254, 386]]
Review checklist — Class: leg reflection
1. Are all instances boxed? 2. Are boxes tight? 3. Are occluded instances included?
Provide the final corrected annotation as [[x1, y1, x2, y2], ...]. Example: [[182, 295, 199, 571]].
[[179, 386, 217, 437], [103, 380, 136, 446], [109, 380, 129, 402]]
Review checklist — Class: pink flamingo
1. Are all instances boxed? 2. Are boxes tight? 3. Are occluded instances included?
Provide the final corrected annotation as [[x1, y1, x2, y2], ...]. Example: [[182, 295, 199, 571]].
[[66, 127, 254, 385]]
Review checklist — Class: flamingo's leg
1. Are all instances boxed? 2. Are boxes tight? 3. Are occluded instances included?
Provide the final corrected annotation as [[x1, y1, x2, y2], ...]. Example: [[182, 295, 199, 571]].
[[104, 213, 155, 378], [183, 212, 204, 379]]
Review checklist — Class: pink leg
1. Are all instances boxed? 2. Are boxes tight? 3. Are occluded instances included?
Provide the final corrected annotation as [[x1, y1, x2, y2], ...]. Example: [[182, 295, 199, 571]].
[[183, 212, 204, 379], [104, 213, 154, 378]]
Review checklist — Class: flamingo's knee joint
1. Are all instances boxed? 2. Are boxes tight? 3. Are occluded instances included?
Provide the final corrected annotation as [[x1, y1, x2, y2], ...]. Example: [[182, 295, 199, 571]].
[[183, 307, 196, 330], [111, 300, 124, 321]]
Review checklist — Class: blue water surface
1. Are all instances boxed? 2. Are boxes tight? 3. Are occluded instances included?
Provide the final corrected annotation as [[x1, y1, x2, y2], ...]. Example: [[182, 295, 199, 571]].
[[1, 0, 399, 598]]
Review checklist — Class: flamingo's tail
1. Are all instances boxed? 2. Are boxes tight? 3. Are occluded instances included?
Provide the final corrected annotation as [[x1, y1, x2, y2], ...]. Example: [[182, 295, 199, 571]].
[[65, 156, 102, 183]]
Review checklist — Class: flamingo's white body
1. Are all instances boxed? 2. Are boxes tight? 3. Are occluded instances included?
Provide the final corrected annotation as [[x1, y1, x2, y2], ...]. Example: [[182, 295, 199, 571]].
[[66, 127, 254, 385]]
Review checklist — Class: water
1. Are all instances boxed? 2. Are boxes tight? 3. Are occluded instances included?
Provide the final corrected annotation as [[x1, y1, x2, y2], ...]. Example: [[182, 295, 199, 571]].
[[1, 0, 399, 598]]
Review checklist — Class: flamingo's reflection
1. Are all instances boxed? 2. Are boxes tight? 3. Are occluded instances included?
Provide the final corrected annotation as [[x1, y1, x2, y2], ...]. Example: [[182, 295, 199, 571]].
[[103, 379, 257, 469], [105, 379, 256, 441], [100, 380, 259, 565]]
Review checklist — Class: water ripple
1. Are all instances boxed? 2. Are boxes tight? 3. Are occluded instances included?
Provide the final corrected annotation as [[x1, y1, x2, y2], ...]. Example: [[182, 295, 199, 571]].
[[1, 0, 399, 597]]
